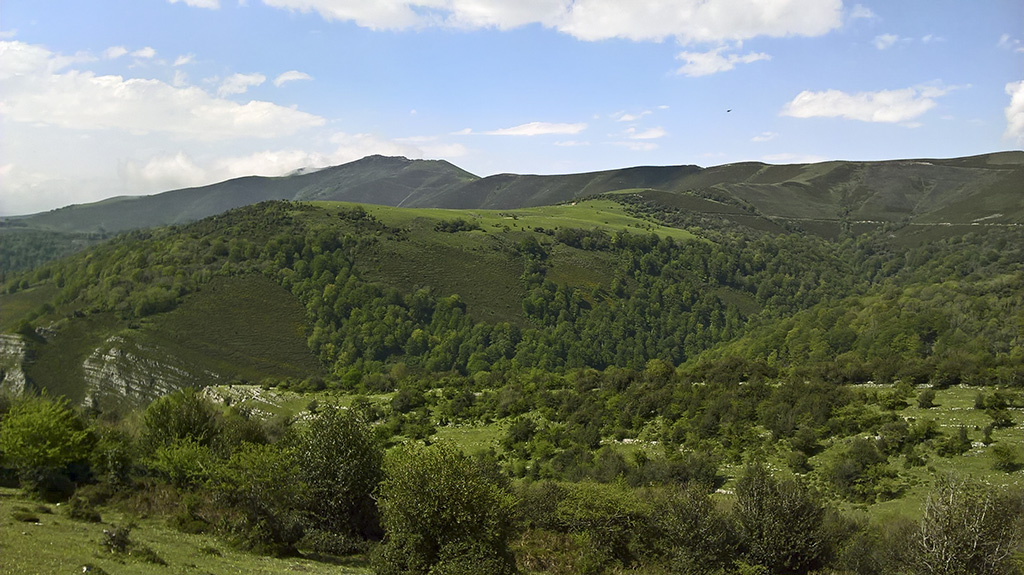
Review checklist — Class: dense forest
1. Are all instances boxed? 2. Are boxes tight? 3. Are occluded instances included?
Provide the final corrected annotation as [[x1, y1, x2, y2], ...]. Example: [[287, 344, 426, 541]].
[[1, 195, 1022, 574]]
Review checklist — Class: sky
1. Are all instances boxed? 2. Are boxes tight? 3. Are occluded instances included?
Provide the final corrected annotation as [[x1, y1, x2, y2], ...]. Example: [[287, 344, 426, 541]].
[[1, 0, 1022, 216]]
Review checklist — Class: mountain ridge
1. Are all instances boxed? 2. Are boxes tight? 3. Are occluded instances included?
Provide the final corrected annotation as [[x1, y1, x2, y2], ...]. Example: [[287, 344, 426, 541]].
[[3, 151, 1022, 234]]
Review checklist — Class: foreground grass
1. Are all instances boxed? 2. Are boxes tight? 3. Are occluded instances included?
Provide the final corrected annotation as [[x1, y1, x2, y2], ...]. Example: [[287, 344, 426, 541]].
[[0, 487, 371, 575]]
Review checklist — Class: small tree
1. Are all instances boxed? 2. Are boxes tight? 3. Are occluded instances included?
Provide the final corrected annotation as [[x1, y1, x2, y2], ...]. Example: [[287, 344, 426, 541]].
[[141, 388, 220, 451], [210, 443, 306, 555], [906, 475, 1024, 575], [734, 462, 830, 574], [296, 407, 383, 546], [373, 442, 516, 575], [0, 394, 90, 494]]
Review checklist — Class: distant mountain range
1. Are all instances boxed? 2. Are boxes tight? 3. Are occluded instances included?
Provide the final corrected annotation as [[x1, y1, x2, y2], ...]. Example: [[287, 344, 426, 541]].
[[4, 151, 1023, 234]]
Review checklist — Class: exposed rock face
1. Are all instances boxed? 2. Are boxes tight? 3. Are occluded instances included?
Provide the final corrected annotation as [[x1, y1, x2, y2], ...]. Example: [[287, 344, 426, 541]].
[[0, 334, 28, 395], [82, 335, 222, 409]]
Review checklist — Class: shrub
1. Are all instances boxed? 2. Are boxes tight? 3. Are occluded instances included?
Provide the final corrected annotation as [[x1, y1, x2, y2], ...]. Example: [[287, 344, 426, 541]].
[[64, 495, 102, 523], [0, 395, 90, 494], [140, 388, 220, 452], [210, 443, 306, 555], [296, 407, 383, 540], [903, 476, 1024, 575], [373, 442, 516, 575], [734, 462, 830, 574]]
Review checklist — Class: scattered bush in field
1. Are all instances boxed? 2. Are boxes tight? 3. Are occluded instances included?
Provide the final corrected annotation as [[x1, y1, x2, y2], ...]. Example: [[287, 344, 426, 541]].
[[210, 443, 306, 555], [903, 476, 1024, 575], [373, 442, 516, 575], [297, 407, 384, 541], [917, 388, 936, 408], [146, 437, 217, 488], [0, 394, 90, 496], [734, 462, 831, 575], [648, 483, 738, 575], [434, 218, 481, 233], [64, 495, 102, 523], [100, 521, 167, 564], [991, 443, 1022, 472], [140, 388, 220, 452]]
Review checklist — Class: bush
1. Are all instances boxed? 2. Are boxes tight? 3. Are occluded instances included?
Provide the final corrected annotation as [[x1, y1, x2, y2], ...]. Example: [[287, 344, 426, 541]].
[[373, 442, 516, 575], [140, 388, 220, 452], [296, 407, 383, 540], [903, 476, 1024, 575], [0, 395, 90, 494], [64, 495, 102, 522], [210, 443, 306, 555], [734, 462, 830, 574]]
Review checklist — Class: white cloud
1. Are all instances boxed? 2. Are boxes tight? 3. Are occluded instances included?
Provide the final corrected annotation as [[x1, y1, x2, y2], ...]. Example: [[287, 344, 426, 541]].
[[118, 133, 438, 195], [273, 70, 313, 87], [0, 41, 323, 139], [781, 86, 954, 124], [218, 72, 266, 96], [174, 53, 195, 66], [848, 4, 875, 19], [260, 0, 844, 44], [173, 70, 189, 87], [554, 140, 590, 147], [676, 46, 770, 76], [104, 46, 129, 59], [873, 33, 898, 50], [168, 0, 220, 8], [1004, 81, 1024, 144], [751, 131, 777, 142], [132, 47, 157, 59], [611, 110, 651, 122], [998, 33, 1024, 53], [482, 121, 587, 136], [0, 30, 17, 40], [625, 126, 666, 140]]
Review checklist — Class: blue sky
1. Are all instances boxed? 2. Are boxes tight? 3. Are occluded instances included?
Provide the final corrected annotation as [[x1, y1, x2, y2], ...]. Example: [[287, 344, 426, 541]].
[[1, 0, 1022, 215]]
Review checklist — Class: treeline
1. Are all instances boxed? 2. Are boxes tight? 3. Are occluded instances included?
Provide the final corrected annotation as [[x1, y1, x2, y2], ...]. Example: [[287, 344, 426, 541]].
[[0, 228, 110, 283], [6, 199, 1024, 386], [1, 391, 1022, 575]]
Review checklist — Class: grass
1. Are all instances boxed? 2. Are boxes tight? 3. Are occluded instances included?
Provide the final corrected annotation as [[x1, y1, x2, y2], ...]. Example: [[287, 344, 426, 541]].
[[0, 283, 59, 331], [0, 488, 371, 575], [136, 274, 322, 383]]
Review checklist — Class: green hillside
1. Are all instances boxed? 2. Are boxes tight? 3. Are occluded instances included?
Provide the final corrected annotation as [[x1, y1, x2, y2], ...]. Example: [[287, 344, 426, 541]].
[[1, 193, 1022, 574], [6, 152, 1021, 245]]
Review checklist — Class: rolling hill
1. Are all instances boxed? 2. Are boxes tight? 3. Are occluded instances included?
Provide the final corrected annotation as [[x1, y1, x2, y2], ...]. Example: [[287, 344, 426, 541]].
[[4, 152, 1022, 236]]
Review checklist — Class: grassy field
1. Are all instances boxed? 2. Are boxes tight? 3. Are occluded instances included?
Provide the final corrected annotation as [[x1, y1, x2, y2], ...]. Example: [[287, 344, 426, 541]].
[[136, 274, 322, 383], [0, 488, 371, 575]]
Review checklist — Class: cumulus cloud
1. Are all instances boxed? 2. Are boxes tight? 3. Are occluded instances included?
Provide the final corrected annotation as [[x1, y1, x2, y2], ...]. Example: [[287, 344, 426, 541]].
[[132, 47, 157, 59], [0, 41, 324, 139], [118, 132, 440, 195], [1005, 81, 1024, 144], [174, 53, 195, 66], [481, 121, 587, 136], [848, 4, 875, 19], [625, 126, 667, 140], [873, 33, 898, 50], [260, 0, 844, 44], [751, 131, 777, 142], [611, 110, 651, 122], [218, 72, 266, 96], [676, 46, 770, 76], [273, 70, 313, 86], [781, 85, 954, 124], [168, 0, 220, 8], [104, 46, 129, 59], [998, 33, 1024, 53]]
